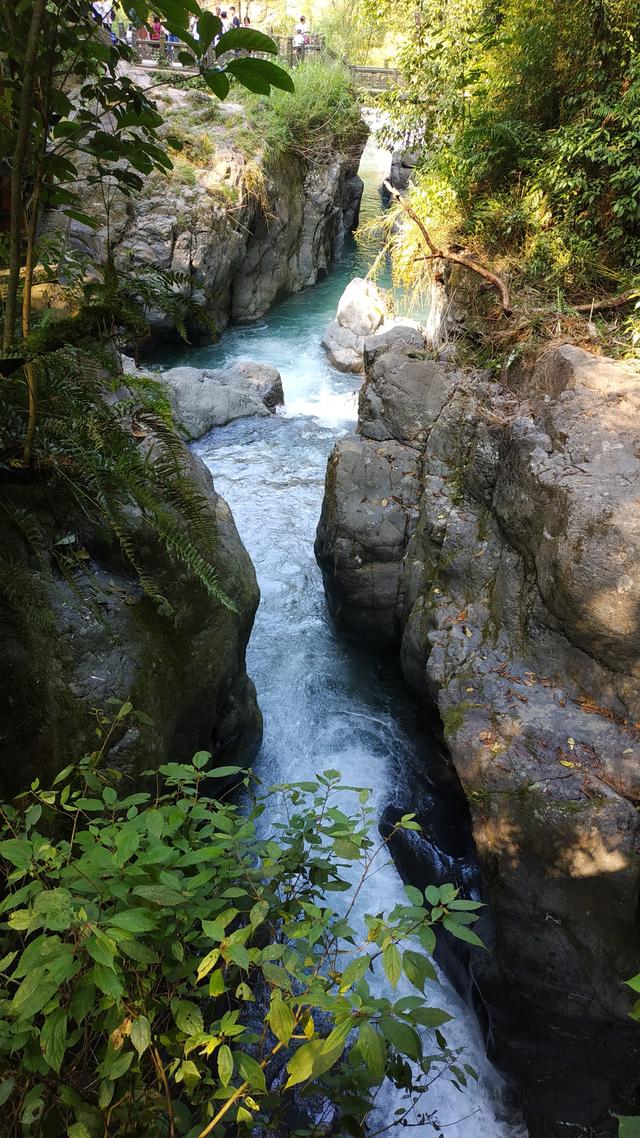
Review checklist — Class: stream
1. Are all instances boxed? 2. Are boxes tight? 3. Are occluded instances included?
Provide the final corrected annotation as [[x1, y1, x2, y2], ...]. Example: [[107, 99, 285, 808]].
[[160, 134, 526, 1137]]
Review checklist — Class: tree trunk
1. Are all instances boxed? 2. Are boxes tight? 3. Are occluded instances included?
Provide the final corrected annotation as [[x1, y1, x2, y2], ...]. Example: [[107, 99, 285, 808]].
[[3, 0, 46, 353]]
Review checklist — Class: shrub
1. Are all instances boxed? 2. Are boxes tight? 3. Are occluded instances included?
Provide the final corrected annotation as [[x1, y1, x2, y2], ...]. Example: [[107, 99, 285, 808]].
[[0, 729, 482, 1137], [238, 60, 367, 166]]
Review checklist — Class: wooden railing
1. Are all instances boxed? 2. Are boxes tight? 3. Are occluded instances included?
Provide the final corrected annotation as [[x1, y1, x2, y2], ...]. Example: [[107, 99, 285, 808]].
[[350, 65, 399, 91], [119, 24, 399, 89]]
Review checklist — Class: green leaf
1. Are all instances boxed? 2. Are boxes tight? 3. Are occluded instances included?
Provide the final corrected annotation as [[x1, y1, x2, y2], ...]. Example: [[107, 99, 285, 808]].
[[193, 750, 211, 769], [109, 1049, 134, 1081], [11, 967, 57, 1019], [208, 969, 226, 996], [132, 884, 186, 906], [92, 963, 124, 1002], [268, 993, 295, 1045], [402, 950, 437, 992], [0, 838, 32, 867], [404, 885, 424, 906], [340, 954, 371, 990], [207, 765, 243, 779], [41, 1008, 68, 1073], [203, 69, 231, 99], [68, 1125, 91, 1138], [227, 943, 250, 970], [130, 1015, 151, 1057], [411, 1007, 453, 1028], [114, 826, 140, 867], [218, 1044, 234, 1087], [383, 943, 402, 990], [442, 916, 484, 947], [197, 9, 222, 49], [215, 27, 278, 56], [357, 1022, 387, 1080], [425, 885, 440, 905], [249, 900, 269, 929], [0, 1078, 15, 1107], [174, 1000, 204, 1036], [108, 909, 157, 933], [616, 1119, 640, 1138], [285, 1041, 315, 1088], [333, 838, 361, 860], [321, 1016, 354, 1055], [379, 1016, 421, 1060], [197, 948, 221, 982], [201, 919, 226, 941], [236, 1053, 266, 1091], [69, 980, 95, 1024], [261, 962, 290, 989], [226, 57, 295, 95]]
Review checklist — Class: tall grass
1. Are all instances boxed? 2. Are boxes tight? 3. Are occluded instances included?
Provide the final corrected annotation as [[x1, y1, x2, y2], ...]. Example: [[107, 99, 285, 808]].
[[239, 60, 366, 166]]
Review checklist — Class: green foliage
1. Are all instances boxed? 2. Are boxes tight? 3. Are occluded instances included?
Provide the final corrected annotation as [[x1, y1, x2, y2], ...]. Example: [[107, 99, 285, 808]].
[[0, 739, 482, 1137], [373, 0, 640, 299], [237, 60, 366, 166], [0, 344, 235, 620]]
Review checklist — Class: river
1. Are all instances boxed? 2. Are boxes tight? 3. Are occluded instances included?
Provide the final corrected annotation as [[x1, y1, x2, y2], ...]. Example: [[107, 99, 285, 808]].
[[162, 134, 526, 1138]]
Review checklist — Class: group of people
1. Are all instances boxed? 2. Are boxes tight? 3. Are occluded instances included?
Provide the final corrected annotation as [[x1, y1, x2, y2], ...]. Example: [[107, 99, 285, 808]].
[[136, 7, 250, 43], [93, 3, 311, 56]]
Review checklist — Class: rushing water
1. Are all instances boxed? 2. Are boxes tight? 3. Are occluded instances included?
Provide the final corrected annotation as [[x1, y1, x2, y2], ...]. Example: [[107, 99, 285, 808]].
[[159, 134, 525, 1137]]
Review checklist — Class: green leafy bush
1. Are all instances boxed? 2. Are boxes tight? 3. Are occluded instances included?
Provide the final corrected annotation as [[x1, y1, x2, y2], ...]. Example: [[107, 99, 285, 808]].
[[0, 737, 482, 1137]]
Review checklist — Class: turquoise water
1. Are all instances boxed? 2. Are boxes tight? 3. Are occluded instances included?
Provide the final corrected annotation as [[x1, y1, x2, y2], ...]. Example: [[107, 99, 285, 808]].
[[155, 134, 525, 1137]]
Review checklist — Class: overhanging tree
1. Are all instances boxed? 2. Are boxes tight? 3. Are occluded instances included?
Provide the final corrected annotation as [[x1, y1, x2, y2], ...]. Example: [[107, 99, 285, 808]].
[[0, 0, 294, 462]]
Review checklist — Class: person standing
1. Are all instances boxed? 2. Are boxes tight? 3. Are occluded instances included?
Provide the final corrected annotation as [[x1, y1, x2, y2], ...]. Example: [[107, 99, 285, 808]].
[[228, 7, 241, 28]]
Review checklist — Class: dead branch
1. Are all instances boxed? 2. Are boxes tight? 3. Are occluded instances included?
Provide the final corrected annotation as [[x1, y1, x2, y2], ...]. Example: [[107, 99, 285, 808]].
[[383, 180, 513, 316], [531, 293, 639, 316]]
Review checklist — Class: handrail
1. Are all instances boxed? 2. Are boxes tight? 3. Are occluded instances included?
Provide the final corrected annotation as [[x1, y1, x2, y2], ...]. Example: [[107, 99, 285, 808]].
[[118, 24, 399, 88]]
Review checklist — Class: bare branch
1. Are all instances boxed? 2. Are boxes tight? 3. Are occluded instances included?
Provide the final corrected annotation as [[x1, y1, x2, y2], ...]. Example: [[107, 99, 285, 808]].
[[384, 180, 513, 316]]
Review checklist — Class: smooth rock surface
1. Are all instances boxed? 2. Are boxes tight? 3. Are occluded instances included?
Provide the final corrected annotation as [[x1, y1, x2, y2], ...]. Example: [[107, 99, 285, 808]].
[[122, 356, 283, 440], [322, 278, 412, 373], [315, 338, 640, 1134]]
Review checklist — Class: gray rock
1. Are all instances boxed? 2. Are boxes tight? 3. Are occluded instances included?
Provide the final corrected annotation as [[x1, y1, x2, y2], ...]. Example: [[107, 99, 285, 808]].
[[315, 339, 640, 1132], [322, 278, 413, 374], [322, 320, 364, 373], [0, 444, 262, 796], [337, 276, 390, 337], [126, 358, 284, 440]]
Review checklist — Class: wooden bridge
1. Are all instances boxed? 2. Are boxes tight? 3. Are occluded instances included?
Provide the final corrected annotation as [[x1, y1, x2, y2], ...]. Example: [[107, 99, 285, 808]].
[[121, 26, 398, 93]]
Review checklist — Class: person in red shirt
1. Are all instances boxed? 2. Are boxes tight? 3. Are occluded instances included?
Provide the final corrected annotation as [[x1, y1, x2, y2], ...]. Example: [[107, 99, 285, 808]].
[[151, 15, 163, 39]]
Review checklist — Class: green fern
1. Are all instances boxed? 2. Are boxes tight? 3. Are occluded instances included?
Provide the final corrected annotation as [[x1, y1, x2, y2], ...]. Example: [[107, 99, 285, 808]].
[[0, 343, 236, 633]]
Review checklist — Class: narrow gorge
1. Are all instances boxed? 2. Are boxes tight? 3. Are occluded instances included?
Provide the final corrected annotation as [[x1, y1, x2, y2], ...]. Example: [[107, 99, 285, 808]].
[[3, 11, 640, 1138]]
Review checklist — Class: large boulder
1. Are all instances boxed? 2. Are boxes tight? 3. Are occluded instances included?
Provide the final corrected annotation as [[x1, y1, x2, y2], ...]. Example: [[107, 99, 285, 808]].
[[124, 357, 284, 440], [0, 442, 262, 797], [322, 278, 415, 374], [315, 338, 640, 1134]]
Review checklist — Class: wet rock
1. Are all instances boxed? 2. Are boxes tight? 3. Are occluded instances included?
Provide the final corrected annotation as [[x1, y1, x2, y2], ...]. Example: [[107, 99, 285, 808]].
[[315, 340, 640, 1133], [388, 148, 419, 192]]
